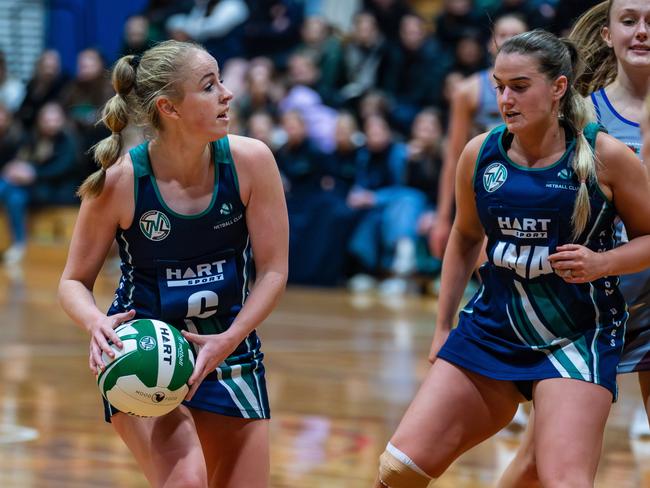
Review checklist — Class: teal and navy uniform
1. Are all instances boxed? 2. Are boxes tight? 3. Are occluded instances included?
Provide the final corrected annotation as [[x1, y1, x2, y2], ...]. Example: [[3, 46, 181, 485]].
[[437, 122, 626, 399], [590, 88, 650, 373], [105, 136, 269, 421], [474, 69, 503, 132]]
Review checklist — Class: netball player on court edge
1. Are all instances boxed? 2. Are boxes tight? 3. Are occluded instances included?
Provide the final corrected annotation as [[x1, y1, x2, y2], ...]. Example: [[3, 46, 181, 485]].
[[497, 1, 650, 486], [58, 40, 288, 488], [375, 29, 650, 488], [428, 12, 531, 431]]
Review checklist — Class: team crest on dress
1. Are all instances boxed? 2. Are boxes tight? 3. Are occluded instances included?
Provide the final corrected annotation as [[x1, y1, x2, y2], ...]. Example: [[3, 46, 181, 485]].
[[220, 202, 233, 215], [139, 210, 171, 241], [483, 162, 508, 192]]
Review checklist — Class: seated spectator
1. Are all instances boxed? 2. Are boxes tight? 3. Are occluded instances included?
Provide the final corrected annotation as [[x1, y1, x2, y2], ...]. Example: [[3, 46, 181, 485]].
[[235, 57, 282, 120], [379, 14, 452, 133], [434, 0, 488, 52], [362, 0, 413, 40], [279, 54, 338, 153], [246, 110, 283, 151], [16, 49, 68, 127], [0, 51, 26, 113], [60, 48, 112, 179], [143, 0, 194, 41], [166, 0, 249, 63], [328, 111, 363, 197], [347, 114, 427, 294], [119, 15, 155, 57], [0, 104, 24, 167], [293, 16, 343, 106], [243, 0, 304, 69], [276, 110, 357, 286], [0, 102, 78, 264], [450, 28, 489, 77], [358, 89, 392, 122], [275, 110, 327, 197], [404, 108, 444, 267], [337, 11, 388, 109]]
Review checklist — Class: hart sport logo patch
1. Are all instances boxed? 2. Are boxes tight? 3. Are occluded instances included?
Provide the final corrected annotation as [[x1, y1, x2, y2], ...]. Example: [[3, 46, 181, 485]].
[[483, 162, 508, 192], [139, 210, 171, 241]]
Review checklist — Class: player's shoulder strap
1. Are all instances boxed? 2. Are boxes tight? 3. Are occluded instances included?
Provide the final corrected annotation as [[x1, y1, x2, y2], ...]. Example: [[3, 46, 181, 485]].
[[583, 121, 607, 150]]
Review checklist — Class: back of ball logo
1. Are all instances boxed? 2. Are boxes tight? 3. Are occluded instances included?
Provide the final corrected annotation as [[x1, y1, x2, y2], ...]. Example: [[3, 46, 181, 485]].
[[140, 210, 171, 241]]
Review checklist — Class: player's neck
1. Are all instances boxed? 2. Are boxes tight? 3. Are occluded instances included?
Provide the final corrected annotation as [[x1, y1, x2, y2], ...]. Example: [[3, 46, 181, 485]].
[[148, 136, 212, 185], [510, 122, 565, 167], [610, 68, 650, 102]]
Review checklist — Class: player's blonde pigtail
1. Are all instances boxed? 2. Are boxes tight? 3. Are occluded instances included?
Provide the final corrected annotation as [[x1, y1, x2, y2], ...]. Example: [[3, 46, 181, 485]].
[[78, 55, 138, 199], [566, 88, 598, 240], [78, 40, 205, 200], [561, 39, 598, 241]]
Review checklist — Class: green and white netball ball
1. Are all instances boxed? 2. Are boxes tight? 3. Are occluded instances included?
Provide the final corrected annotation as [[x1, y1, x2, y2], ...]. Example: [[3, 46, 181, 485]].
[[97, 319, 195, 417]]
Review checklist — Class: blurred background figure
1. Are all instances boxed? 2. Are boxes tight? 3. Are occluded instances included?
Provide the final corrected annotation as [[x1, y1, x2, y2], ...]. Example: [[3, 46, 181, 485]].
[[243, 0, 304, 69], [119, 15, 155, 57], [0, 51, 26, 113], [380, 13, 452, 134], [60, 48, 112, 180], [336, 11, 388, 110], [16, 50, 68, 128], [165, 0, 249, 63], [0, 102, 78, 264]]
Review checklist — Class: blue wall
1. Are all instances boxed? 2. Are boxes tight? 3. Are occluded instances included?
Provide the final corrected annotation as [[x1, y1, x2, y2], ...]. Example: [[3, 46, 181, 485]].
[[47, 0, 149, 75]]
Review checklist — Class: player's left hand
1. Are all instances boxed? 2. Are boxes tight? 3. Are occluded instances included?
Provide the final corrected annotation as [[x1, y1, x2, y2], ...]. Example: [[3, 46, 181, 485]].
[[548, 244, 607, 283], [181, 330, 239, 401]]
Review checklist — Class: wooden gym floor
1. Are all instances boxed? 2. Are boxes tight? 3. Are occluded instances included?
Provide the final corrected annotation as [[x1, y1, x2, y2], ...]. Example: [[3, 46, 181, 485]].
[[1, 246, 650, 487]]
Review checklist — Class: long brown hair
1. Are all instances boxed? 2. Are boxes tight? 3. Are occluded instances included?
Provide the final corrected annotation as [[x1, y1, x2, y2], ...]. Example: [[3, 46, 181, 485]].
[[568, 1, 615, 97]]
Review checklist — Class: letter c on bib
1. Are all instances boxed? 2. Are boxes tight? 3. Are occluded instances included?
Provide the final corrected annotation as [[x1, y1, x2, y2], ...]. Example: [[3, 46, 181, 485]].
[[187, 291, 219, 318]]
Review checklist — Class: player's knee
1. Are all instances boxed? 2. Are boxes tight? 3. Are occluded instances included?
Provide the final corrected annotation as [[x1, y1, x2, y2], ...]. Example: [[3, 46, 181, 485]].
[[378, 442, 435, 488], [537, 467, 592, 488]]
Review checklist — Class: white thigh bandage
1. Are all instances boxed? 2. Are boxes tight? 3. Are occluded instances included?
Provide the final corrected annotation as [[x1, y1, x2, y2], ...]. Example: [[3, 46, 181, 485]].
[[378, 442, 434, 488]]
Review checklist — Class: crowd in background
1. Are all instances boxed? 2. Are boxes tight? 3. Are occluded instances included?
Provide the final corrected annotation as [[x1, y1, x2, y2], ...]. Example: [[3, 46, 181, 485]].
[[0, 0, 601, 288]]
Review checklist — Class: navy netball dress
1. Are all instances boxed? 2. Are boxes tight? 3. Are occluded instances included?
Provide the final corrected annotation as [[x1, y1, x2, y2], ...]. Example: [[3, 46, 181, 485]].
[[437, 122, 627, 399], [105, 136, 269, 421]]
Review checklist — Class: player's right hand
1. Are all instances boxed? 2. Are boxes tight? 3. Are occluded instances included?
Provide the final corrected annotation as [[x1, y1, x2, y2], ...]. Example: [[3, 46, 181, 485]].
[[87, 309, 135, 375], [428, 329, 450, 364], [429, 219, 452, 258]]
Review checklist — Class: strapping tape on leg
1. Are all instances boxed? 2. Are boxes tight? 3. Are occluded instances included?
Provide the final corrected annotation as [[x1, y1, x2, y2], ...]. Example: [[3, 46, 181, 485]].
[[378, 442, 434, 488]]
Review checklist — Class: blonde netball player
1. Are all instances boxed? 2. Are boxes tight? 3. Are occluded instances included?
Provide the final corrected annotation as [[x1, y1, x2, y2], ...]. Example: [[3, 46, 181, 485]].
[[59, 40, 288, 487]]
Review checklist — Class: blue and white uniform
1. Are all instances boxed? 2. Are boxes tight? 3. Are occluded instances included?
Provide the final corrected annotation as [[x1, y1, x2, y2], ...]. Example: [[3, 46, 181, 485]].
[[474, 69, 503, 132], [105, 136, 269, 421], [438, 122, 626, 399], [590, 88, 650, 374]]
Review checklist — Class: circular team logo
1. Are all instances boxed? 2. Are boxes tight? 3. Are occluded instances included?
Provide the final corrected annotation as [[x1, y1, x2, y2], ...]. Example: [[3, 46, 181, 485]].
[[483, 162, 508, 193], [138, 336, 156, 351], [139, 210, 171, 241]]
